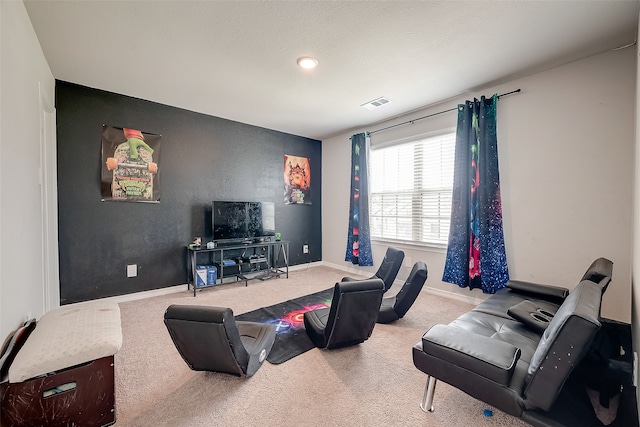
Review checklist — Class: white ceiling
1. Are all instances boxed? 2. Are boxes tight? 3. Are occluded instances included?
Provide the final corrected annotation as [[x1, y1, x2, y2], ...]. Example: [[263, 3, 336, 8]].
[[24, 0, 639, 140]]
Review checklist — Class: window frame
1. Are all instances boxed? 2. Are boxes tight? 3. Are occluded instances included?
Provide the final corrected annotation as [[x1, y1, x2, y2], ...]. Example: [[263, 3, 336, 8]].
[[369, 129, 456, 250]]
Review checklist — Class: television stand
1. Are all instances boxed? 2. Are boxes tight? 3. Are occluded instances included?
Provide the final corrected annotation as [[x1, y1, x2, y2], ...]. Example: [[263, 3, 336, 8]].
[[186, 240, 289, 296]]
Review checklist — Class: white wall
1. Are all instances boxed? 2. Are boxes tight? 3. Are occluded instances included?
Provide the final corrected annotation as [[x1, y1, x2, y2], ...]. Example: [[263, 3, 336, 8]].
[[632, 6, 640, 410], [323, 47, 636, 322], [0, 1, 55, 339]]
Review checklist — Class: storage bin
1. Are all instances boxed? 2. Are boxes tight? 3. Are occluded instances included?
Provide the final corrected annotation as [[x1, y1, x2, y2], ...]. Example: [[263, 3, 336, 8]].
[[206, 265, 217, 285]]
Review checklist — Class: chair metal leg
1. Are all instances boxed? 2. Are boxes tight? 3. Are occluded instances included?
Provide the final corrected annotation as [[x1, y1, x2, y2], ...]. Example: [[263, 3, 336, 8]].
[[420, 375, 437, 412]]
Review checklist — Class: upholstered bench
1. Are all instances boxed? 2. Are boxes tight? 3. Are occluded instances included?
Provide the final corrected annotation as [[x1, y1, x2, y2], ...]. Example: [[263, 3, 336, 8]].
[[1, 302, 122, 427]]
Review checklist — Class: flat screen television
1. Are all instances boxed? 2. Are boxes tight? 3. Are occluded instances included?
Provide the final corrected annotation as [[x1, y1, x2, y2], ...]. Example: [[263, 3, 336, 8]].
[[212, 201, 275, 242]]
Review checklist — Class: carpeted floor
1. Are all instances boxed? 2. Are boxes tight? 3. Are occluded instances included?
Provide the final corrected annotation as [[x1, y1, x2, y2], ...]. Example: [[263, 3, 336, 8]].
[[113, 265, 603, 426]]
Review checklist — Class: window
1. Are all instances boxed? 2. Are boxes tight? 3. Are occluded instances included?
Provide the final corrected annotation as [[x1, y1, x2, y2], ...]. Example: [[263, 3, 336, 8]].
[[370, 131, 455, 247]]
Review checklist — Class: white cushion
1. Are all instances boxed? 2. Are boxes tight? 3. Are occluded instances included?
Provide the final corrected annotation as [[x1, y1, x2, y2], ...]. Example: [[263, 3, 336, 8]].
[[8, 302, 122, 383]]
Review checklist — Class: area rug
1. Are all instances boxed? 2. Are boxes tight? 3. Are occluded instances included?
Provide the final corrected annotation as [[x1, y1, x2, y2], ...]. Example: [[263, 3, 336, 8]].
[[235, 288, 333, 364]]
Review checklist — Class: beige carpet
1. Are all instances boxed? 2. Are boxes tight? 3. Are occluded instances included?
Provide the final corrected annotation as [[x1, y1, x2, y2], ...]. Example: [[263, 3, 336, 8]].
[[113, 266, 534, 426]]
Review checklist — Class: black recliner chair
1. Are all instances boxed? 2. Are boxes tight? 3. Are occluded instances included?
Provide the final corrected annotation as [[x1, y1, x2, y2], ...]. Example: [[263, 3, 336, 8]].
[[377, 261, 428, 324], [342, 247, 404, 293], [304, 279, 384, 349], [164, 305, 276, 377]]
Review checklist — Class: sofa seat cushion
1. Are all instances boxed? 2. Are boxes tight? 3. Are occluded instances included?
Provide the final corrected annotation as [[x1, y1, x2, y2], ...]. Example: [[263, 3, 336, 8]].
[[412, 339, 530, 417], [449, 312, 542, 363], [8, 302, 122, 383], [421, 324, 521, 385]]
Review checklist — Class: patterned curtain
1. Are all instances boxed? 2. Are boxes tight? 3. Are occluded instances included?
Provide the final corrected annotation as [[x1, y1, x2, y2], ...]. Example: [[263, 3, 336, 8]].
[[442, 94, 509, 293], [345, 132, 373, 266]]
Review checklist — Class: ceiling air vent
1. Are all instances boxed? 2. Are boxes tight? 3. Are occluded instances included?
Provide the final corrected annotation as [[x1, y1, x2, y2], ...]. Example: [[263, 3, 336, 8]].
[[361, 96, 391, 110]]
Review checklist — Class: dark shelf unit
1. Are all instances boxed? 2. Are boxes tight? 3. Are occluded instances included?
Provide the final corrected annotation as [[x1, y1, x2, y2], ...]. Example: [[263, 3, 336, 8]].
[[186, 240, 289, 297]]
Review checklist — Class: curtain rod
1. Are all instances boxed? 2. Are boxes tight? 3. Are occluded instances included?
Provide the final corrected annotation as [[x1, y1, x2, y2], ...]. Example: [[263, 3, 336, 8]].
[[369, 89, 521, 135]]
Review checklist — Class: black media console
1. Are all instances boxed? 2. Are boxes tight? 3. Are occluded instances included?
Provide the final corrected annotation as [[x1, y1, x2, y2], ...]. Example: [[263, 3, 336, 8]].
[[186, 240, 289, 297]]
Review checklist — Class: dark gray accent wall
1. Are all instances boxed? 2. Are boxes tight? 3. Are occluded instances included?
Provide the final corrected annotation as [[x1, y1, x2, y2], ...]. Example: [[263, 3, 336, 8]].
[[56, 81, 322, 304]]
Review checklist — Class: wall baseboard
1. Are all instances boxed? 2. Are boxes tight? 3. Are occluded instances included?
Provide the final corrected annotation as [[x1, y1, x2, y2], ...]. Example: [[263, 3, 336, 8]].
[[421, 285, 485, 306], [64, 262, 325, 308], [321, 261, 486, 306], [69, 284, 187, 308], [64, 261, 482, 310], [319, 260, 372, 277]]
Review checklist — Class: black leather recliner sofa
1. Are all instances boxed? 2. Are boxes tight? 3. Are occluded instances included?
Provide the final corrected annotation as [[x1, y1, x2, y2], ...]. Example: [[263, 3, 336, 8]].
[[412, 258, 637, 427]]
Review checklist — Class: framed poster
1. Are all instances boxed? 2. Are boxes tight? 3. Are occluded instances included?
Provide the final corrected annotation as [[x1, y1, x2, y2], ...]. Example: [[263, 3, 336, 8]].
[[284, 155, 311, 205], [101, 125, 162, 202]]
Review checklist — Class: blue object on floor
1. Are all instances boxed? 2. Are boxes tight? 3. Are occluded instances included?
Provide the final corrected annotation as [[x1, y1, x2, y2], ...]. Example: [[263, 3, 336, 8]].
[[483, 409, 493, 417]]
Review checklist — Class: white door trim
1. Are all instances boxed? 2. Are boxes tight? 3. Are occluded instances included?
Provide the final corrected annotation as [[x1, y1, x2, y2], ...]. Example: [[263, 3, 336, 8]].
[[40, 83, 59, 313]]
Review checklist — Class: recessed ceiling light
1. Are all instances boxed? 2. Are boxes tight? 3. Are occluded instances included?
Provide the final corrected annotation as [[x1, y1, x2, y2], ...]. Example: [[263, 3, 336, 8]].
[[297, 57, 318, 69]]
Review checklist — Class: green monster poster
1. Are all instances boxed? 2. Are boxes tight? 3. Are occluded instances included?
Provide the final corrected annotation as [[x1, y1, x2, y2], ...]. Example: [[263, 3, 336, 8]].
[[101, 125, 162, 202]]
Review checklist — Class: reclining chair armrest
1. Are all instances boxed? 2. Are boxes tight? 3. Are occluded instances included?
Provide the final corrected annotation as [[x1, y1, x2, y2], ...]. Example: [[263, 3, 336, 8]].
[[421, 324, 521, 386], [507, 280, 569, 303]]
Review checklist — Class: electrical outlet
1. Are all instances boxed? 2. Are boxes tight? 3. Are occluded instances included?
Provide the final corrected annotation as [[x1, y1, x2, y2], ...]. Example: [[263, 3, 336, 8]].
[[303, 244, 309, 254], [127, 264, 137, 278]]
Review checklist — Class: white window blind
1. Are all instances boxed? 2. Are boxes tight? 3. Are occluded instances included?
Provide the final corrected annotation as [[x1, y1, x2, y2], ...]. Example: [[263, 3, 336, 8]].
[[370, 132, 455, 246]]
